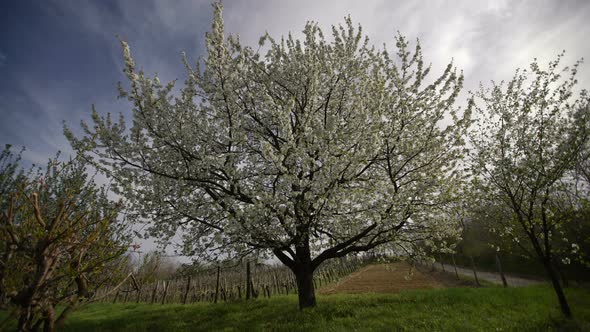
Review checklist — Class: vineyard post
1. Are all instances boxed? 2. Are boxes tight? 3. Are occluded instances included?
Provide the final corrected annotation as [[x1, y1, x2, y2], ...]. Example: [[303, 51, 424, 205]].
[[495, 254, 508, 287], [98, 287, 108, 303], [161, 281, 169, 304], [112, 290, 120, 304], [451, 254, 460, 279], [183, 276, 192, 304], [250, 279, 257, 298], [214, 266, 220, 304], [150, 281, 159, 304], [197, 278, 201, 303], [469, 256, 481, 286], [122, 287, 129, 303], [246, 261, 252, 300], [132, 274, 142, 303]]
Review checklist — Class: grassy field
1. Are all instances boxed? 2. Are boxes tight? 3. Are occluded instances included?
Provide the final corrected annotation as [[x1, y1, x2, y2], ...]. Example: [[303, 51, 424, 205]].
[[2, 285, 589, 331]]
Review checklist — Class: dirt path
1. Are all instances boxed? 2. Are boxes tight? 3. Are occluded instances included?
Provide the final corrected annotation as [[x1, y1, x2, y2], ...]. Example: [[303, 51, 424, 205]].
[[437, 263, 545, 287], [319, 262, 473, 295]]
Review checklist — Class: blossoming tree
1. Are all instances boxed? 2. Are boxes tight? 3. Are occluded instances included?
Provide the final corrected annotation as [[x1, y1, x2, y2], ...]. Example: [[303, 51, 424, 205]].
[[0, 146, 131, 331], [66, 4, 469, 308], [468, 54, 590, 318]]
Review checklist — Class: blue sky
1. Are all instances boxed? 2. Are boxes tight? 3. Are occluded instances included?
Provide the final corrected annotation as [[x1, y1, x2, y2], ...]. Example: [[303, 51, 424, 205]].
[[0, 0, 211, 165], [1, 0, 589, 256]]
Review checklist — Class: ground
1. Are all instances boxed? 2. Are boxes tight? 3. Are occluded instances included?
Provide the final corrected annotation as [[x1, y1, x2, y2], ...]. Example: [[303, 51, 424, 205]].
[[319, 262, 473, 294]]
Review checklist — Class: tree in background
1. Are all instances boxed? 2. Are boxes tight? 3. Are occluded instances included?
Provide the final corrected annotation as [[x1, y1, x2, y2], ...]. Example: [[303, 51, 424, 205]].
[[468, 54, 590, 318], [134, 251, 179, 283], [568, 125, 590, 268], [0, 146, 131, 331], [66, 4, 469, 308]]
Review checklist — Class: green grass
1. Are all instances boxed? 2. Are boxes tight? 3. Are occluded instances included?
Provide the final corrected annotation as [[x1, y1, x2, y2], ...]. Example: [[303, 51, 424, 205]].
[[2, 286, 589, 331]]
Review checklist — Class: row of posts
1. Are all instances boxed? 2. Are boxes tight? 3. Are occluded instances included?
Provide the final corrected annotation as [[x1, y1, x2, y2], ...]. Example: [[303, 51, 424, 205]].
[[428, 253, 508, 287], [103, 256, 366, 305]]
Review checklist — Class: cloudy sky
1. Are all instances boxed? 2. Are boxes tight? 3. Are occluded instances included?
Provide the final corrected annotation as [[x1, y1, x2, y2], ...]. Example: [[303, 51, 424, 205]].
[[1, 0, 589, 165], [1, 0, 589, 254]]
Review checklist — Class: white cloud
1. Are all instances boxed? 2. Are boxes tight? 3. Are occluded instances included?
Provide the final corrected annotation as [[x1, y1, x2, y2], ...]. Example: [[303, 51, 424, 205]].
[[216, 0, 590, 91]]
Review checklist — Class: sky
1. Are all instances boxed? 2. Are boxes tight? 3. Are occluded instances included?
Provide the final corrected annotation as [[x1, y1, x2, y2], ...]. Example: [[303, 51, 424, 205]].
[[1, 0, 589, 256]]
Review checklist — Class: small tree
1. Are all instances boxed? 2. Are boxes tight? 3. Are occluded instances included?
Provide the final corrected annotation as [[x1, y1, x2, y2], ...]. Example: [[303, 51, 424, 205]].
[[66, 4, 469, 308], [468, 54, 590, 318], [0, 146, 131, 331]]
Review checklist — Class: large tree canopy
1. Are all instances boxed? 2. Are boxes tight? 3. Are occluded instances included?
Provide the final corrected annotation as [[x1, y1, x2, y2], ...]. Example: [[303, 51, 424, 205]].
[[66, 4, 469, 308]]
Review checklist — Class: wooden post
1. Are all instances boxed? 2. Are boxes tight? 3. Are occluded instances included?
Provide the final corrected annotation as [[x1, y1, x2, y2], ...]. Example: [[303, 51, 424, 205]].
[[183, 277, 192, 304], [136, 288, 142, 303], [246, 262, 252, 300], [451, 254, 460, 280], [161, 281, 169, 304], [123, 288, 129, 303], [214, 266, 221, 304], [273, 272, 279, 294], [101, 287, 110, 303], [495, 254, 508, 287], [150, 281, 159, 304], [250, 279, 257, 298], [112, 290, 120, 304], [469, 256, 481, 286]]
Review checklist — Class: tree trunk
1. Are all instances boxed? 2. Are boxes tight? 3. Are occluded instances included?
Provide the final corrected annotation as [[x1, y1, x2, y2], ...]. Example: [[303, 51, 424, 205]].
[[55, 304, 76, 330], [294, 267, 316, 309], [543, 259, 572, 318], [16, 291, 36, 332], [42, 306, 55, 332]]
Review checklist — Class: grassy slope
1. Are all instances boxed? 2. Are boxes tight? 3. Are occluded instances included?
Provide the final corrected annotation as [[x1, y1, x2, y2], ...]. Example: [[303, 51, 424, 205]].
[[2, 286, 589, 331]]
